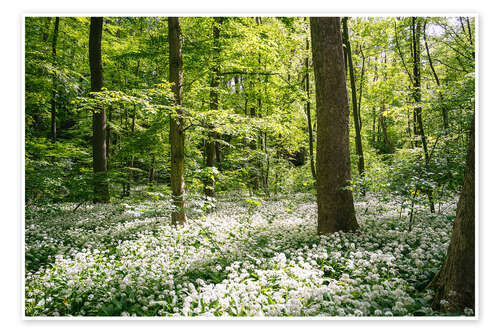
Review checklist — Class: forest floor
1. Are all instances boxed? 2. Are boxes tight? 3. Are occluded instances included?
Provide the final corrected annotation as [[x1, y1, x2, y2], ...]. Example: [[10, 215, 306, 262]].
[[24, 193, 466, 317]]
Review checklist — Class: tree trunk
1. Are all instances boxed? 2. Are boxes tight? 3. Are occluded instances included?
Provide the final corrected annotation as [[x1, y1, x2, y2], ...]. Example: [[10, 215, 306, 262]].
[[249, 106, 259, 191], [372, 107, 377, 144], [106, 106, 112, 166], [168, 17, 186, 226], [412, 17, 429, 162], [412, 17, 435, 213], [125, 106, 136, 196], [428, 124, 475, 314], [89, 17, 109, 203], [304, 37, 316, 180], [310, 17, 359, 235], [50, 17, 59, 144], [380, 109, 394, 154], [255, 17, 267, 193], [205, 17, 223, 198], [342, 17, 365, 191], [149, 154, 156, 185], [42, 17, 52, 42], [357, 47, 365, 130], [423, 21, 448, 131]]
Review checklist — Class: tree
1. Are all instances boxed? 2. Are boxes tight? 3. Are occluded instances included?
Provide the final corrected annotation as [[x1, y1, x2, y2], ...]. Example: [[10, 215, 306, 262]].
[[168, 17, 187, 226], [411, 17, 435, 213], [428, 122, 475, 314], [342, 17, 365, 192], [304, 37, 316, 180], [89, 17, 110, 203], [205, 17, 223, 197], [310, 17, 359, 234], [50, 17, 60, 144]]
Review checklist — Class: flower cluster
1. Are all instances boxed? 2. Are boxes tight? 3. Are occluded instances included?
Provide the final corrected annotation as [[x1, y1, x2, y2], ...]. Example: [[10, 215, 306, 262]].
[[25, 194, 469, 317]]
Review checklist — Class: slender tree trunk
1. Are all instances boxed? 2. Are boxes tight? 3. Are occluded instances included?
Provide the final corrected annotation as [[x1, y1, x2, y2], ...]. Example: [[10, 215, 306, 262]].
[[249, 106, 259, 191], [372, 107, 377, 144], [106, 106, 112, 166], [466, 17, 475, 59], [407, 107, 414, 147], [423, 20, 453, 191], [357, 47, 365, 130], [412, 17, 435, 213], [168, 17, 186, 226], [264, 132, 270, 191], [412, 17, 429, 161], [342, 17, 365, 192], [42, 17, 52, 42], [125, 60, 140, 197], [149, 154, 156, 184], [371, 57, 379, 147], [380, 107, 394, 154], [310, 17, 359, 235], [125, 105, 136, 196], [255, 17, 267, 192], [50, 17, 59, 144], [423, 21, 448, 130], [304, 37, 316, 180], [428, 124, 475, 314], [89, 17, 109, 203], [205, 17, 223, 197]]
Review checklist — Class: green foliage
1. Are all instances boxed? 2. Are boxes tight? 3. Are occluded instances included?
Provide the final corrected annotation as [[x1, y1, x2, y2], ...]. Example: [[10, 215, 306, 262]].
[[25, 15, 474, 216]]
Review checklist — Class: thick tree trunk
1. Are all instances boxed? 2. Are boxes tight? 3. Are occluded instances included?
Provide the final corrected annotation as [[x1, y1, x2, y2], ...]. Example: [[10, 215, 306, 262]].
[[89, 17, 109, 203], [342, 17, 365, 191], [168, 17, 187, 226], [304, 38, 316, 180], [50, 17, 59, 144], [428, 125, 475, 314], [310, 17, 359, 235]]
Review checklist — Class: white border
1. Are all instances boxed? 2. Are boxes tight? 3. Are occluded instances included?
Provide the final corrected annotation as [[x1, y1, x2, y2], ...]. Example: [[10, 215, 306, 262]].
[[20, 12, 479, 322], [5, 1, 494, 332]]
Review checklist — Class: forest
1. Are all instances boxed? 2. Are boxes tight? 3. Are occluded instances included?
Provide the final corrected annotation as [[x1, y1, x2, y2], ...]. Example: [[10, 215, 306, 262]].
[[24, 16, 476, 317]]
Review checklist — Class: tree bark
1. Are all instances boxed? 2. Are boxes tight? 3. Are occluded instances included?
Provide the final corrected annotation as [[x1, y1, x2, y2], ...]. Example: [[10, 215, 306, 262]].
[[310, 17, 359, 235], [342, 17, 365, 191], [50, 17, 60, 144], [428, 124, 475, 314], [89, 17, 109, 203], [168, 17, 186, 226]]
